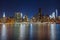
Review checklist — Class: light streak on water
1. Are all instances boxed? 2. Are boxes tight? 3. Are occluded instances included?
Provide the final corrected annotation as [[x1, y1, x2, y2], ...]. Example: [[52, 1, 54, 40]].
[[1, 23, 7, 40], [19, 24, 26, 40], [30, 23, 33, 40], [50, 24, 56, 40]]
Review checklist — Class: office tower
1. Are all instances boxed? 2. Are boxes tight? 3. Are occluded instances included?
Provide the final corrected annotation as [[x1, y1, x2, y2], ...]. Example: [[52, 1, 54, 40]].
[[56, 9, 58, 17], [3, 12, 6, 23], [21, 13, 23, 18], [3, 12, 5, 18], [38, 8, 42, 21], [15, 12, 21, 22], [49, 12, 55, 19], [23, 15, 28, 22]]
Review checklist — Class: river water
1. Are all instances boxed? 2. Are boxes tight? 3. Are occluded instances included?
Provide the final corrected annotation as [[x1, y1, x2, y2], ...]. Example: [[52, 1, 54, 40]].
[[0, 23, 60, 40]]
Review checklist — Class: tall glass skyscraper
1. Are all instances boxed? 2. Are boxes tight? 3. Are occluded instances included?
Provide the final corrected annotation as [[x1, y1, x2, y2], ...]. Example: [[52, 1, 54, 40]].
[[15, 12, 21, 22]]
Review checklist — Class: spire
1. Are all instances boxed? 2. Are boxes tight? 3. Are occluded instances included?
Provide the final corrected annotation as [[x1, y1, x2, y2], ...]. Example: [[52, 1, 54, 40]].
[[3, 12, 5, 17], [56, 9, 58, 17]]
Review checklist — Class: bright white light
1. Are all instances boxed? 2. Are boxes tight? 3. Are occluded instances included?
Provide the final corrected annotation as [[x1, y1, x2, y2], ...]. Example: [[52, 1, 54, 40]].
[[30, 23, 33, 38], [3, 12, 5, 17], [23, 16, 25, 19], [19, 24, 25, 40], [30, 24, 33, 34], [1, 23, 7, 40], [49, 12, 55, 19], [52, 12, 55, 19], [56, 9, 58, 17], [21, 13, 23, 18], [49, 15, 52, 19], [50, 24, 56, 40]]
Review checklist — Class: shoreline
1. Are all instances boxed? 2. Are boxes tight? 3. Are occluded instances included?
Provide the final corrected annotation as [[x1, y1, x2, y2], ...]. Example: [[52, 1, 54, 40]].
[[0, 22, 57, 24]]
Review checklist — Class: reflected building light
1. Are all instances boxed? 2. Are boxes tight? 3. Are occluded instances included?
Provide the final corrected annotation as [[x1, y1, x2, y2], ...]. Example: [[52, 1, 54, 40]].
[[19, 24, 25, 40], [50, 24, 56, 40], [30, 23, 33, 39], [30, 24, 33, 34], [1, 23, 7, 40]]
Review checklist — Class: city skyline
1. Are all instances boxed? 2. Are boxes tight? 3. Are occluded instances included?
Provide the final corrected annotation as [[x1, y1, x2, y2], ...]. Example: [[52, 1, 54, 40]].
[[0, 0, 60, 40], [0, 0, 60, 18], [0, 8, 59, 18], [0, 8, 59, 23]]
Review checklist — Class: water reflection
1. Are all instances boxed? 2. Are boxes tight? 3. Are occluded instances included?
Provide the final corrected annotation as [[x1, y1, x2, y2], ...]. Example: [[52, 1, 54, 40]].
[[56, 24, 60, 40], [37, 23, 49, 40], [0, 23, 60, 40], [29, 23, 33, 40], [50, 23, 56, 40], [13, 23, 20, 40], [19, 24, 26, 40], [1, 23, 7, 40], [29, 23, 38, 40]]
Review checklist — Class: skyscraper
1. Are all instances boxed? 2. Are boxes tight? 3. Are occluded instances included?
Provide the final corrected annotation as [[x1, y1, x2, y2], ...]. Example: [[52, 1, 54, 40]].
[[15, 12, 21, 22], [38, 8, 42, 21], [31, 8, 42, 21], [23, 15, 28, 22], [56, 9, 58, 17], [39, 8, 42, 14], [3, 12, 5, 18], [3, 12, 6, 23]]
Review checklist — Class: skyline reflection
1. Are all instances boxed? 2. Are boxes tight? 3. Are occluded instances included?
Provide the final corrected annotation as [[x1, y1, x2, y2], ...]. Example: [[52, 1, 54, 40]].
[[50, 24, 56, 40], [1, 23, 7, 40], [0, 23, 60, 40]]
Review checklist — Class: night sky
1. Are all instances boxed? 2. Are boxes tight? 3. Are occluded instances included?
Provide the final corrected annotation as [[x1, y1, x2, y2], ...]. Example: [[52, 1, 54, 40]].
[[0, 0, 60, 18]]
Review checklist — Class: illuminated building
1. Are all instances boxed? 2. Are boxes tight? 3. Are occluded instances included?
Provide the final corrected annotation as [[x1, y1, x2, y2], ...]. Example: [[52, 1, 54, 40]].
[[3, 12, 6, 23], [57, 16, 60, 20], [38, 8, 42, 19], [34, 8, 42, 22], [0, 8, 59, 23], [23, 15, 28, 22], [6, 17, 15, 23], [32, 17, 36, 22], [55, 9, 58, 17], [38, 8, 43, 21], [15, 12, 22, 22], [49, 12, 55, 19]]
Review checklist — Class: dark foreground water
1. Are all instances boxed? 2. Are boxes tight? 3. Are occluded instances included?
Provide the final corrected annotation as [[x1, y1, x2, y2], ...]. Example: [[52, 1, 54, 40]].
[[0, 23, 60, 40]]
